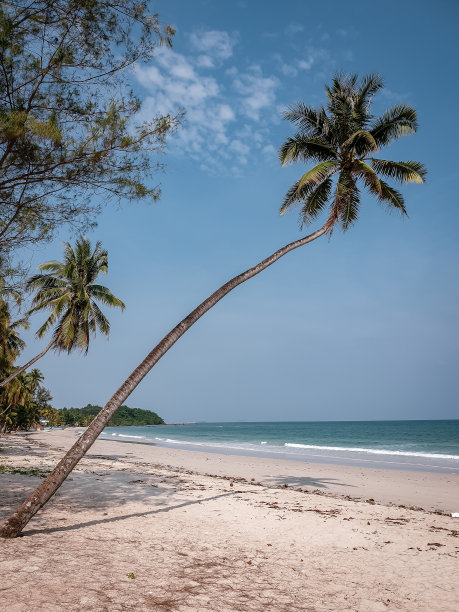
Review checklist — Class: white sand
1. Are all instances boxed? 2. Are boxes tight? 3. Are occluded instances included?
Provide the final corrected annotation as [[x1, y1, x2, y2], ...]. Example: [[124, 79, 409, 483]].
[[1, 429, 458, 611]]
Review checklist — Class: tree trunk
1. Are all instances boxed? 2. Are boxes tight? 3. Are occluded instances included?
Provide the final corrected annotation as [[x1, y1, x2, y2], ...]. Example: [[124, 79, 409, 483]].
[[0, 336, 57, 388], [0, 225, 326, 538]]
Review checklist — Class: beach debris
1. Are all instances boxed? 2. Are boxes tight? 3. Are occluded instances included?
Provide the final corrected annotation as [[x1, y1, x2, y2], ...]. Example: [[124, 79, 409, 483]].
[[427, 543, 444, 547], [126, 573, 136, 579], [385, 517, 409, 525], [366, 498, 375, 505], [451, 513, 459, 518]]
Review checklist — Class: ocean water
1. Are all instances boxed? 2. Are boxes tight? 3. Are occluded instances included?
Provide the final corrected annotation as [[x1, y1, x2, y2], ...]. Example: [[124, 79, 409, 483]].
[[99, 420, 459, 473]]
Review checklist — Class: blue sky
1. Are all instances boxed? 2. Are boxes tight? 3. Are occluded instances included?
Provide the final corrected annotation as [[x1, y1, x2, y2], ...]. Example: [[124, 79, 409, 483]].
[[18, 0, 459, 421]]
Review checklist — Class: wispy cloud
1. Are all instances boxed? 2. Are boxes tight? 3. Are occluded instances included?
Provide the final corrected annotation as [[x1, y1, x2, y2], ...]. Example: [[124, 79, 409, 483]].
[[285, 23, 304, 36], [135, 25, 354, 175], [189, 30, 238, 66], [231, 65, 279, 121], [136, 33, 280, 174]]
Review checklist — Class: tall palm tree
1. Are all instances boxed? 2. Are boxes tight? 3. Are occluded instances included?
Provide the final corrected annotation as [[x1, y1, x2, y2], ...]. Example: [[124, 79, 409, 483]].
[[0, 237, 125, 387], [0, 73, 426, 537], [278, 73, 425, 230], [0, 298, 28, 431]]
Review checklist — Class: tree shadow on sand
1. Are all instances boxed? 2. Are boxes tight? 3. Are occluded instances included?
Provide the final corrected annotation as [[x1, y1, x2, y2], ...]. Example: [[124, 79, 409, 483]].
[[0, 466, 194, 519], [261, 474, 354, 489], [21, 492, 234, 536]]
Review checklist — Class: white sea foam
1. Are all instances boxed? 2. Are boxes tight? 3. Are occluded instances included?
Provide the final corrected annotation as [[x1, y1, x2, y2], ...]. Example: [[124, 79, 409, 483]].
[[99, 431, 459, 468], [115, 434, 145, 439], [284, 443, 459, 460]]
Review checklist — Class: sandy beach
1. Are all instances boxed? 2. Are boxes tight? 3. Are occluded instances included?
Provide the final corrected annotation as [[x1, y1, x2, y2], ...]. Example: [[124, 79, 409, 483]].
[[1, 429, 458, 611]]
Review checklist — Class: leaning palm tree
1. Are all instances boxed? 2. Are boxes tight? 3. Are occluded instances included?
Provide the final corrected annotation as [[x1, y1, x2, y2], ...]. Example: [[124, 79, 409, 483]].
[[0, 237, 125, 387], [0, 73, 426, 537]]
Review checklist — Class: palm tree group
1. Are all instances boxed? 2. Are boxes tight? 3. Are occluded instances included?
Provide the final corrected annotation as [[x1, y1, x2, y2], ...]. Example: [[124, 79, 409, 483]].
[[0, 237, 125, 387], [0, 73, 426, 538]]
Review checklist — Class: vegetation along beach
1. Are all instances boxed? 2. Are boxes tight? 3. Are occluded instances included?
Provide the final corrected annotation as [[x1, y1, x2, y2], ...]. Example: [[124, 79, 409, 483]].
[[1, 0, 458, 610]]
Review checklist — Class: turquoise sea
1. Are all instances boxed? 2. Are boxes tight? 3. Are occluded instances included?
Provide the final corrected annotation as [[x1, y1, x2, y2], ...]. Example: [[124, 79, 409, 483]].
[[99, 420, 459, 473]]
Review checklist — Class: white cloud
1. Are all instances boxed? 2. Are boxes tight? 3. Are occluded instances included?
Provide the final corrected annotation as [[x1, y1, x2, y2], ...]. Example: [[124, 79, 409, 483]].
[[298, 58, 314, 70], [281, 63, 298, 77], [135, 38, 280, 174], [136, 48, 219, 116], [285, 23, 304, 36], [262, 144, 276, 155], [189, 30, 238, 60], [231, 66, 279, 121], [230, 139, 250, 157], [196, 54, 215, 68]]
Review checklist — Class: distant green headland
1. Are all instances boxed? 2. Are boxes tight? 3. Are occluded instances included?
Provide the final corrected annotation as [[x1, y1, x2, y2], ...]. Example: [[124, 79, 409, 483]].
[[53, 405, 164, 427]]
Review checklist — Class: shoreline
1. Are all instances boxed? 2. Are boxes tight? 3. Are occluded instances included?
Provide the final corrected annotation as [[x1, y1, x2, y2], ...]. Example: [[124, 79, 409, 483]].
[[98, 419, 459, 476], [98, 432, 459, 475], [34, 429, 459, 512], [1, 429, 459, 611]]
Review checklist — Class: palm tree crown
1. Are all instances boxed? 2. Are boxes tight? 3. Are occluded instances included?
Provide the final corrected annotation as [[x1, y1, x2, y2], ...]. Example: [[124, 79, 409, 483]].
[[27, 237, 125, 353], [279, 73, 426, 231]]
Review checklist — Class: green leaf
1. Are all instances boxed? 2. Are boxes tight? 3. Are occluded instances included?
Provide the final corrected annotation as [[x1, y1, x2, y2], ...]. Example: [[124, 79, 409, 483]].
[[342, 130, 378, 155], [280, 181, 316, 215], [353, 160, 382, 195], [279, 135, 337, 166], [298, 160, 339, 189], [300, 178, 333, 226], [378, 180, 407, 215], [369, 159, 426, 184], [371, 105, 418, 146]]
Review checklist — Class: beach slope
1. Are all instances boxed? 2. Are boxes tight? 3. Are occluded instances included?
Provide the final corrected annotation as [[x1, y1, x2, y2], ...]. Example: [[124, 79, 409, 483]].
[[1, 429, 458, 611]]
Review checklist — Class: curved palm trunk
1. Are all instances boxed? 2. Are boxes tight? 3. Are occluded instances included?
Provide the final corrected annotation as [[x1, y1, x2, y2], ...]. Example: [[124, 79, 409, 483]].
[[0, 336, 57, 388], [0, 225, 326, 538]]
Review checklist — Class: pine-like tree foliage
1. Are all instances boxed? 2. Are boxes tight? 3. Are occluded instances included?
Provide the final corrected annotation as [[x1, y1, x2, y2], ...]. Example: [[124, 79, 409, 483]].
[[0, 1, 181, 261], [279, 73, 426, 230]]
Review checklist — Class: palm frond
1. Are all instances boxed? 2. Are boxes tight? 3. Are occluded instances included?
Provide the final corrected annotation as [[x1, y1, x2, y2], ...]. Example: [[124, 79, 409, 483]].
[[36, 312, 58, 339], [353, 74, 383, 119], [326, 172, 360, 231], [36, 261, 65, 274], [353, 160, 382, 195], [298, 160, 339, 189], [27, 274, 68, 292], [378, 180, 407, 215], [342, 129, 378, 156], [280, 181, 316, 215], [279, 135, 337, 166], [282, 103, 329, 136], [88, 285, 125, 310], [371, 105, 418, 146], [339, 175, 361, 231], [369, 159, 426, 184], [91, 302, 111, 336], [299, 178, 333, 227]]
